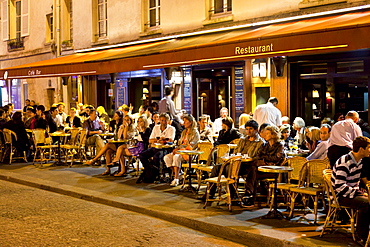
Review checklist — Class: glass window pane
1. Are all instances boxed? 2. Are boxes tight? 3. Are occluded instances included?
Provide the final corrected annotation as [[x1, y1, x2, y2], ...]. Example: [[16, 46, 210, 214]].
[[150, 9, 156, 26], [150, 0, 156, 8], [214, 0, 223, 13], [227, 0, 232, 11]]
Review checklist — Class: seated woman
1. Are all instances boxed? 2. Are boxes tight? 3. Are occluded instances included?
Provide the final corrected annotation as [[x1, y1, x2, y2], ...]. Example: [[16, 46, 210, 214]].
[[3, 112, 29, 156], [280, 124, 294, 149], [65, 107, 81, 128], [86, 115, 135, 171], [257, 125, 286, 166], [163, 114, 200, 186], [107, 115, 152, 177], [214, 117, 241, 146], [24, 107, 37, 129], [109, 110, 124, 133], [304, 126, 320, 153]]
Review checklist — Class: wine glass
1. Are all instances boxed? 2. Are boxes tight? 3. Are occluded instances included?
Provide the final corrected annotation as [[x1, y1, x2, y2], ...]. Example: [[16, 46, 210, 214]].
[[156, 136, 160, 143], [288, 140, 294, 152]]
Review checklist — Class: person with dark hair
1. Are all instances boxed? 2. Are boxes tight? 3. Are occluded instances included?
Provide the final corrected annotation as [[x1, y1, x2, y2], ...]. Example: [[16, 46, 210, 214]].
[[83, 109, 105, 156], [24, 107, 37, 129], [333, 112, 345, 123], [50, 106, 63, 129], [328, 111, 362, 168], [35, 105, 47, 130], [44, 110, 57, 134], [253, 97, 282, 127], [23, 99, 31, 112], [138, 113, 176, 183], [212, 107, 231, 135], [109, 110, 124, 133], [149, 111, 159, 130], [3, 105, 10, 121], [214, 117, 241, 146], [57, 103, 67, 126], [306, 124, 331, 160], [158, 86, 180, 122], [3, 111, 29, 155], [332, 136, 370, 244], [0, 108, 8, 129], [198, 115, 213, 143]]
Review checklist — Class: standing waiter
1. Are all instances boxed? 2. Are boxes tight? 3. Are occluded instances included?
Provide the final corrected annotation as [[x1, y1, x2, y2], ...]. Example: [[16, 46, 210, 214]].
[[327, 111, 362, 168]]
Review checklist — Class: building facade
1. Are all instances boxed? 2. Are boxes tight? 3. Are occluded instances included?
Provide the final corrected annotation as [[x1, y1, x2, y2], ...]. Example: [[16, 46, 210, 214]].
[[1, 0, 370, 123]]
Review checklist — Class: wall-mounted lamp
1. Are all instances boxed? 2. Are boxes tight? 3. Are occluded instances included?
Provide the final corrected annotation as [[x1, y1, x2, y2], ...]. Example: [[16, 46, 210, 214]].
[[143, 88, 149, 94], [326, 92, 331, 98]]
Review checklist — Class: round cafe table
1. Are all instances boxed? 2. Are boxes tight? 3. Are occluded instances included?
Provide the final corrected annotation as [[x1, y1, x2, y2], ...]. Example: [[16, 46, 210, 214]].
[[176, 149, 204, 194], [49, 132, 71, 166], [258, 165, 293, 219]]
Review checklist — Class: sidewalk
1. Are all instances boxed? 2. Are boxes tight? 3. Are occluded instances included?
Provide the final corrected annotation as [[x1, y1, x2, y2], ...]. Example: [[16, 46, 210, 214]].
[[0, 162, 360, 247]]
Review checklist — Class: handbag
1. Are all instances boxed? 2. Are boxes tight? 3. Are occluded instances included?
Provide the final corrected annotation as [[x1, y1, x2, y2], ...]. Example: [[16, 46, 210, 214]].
[[179, 145, 192, 161]]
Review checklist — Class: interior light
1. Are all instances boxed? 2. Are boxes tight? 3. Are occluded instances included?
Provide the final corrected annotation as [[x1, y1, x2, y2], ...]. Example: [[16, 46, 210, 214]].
[[312, 90, 320, 98], [326, 92, 331, 98], [312, 103, 317, 110]]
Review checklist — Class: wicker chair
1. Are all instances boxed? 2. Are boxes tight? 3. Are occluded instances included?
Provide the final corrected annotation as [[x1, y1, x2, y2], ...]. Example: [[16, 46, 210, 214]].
[[3, 128, 28, 165], [320, 169, 357, 241], [32, 129, 57, 166]]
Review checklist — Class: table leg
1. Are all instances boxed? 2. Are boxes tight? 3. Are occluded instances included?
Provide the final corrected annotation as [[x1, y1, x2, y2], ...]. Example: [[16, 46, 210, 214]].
[[261, 173, 286, 219], [53, 137, 65, 166], [179, 154, 197, 194]]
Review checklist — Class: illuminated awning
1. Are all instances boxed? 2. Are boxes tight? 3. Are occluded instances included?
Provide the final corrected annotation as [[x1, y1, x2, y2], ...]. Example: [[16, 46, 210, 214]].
[[2, 10, 370, 79]]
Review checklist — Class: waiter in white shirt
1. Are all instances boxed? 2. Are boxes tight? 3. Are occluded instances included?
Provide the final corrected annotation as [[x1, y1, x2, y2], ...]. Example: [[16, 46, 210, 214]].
[[327, 111, 362, 168], [253, 97, 282, 127]]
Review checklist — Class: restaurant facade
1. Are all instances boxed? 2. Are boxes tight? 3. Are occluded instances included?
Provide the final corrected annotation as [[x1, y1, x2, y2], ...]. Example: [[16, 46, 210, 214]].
[[1, 0, 370, 124]]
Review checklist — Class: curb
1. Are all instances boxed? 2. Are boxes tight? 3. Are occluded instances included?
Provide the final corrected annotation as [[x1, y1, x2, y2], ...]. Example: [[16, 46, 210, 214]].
[[0, 173, 306, 247]]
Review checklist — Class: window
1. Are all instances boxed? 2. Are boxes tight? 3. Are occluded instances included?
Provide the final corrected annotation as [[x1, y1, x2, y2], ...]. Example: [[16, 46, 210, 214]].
[[61, 0, 73, 44], [1, 0, 29, 41], [97, 0, 107, 38], [46, 13, 53, 42], [213, 0, 231, 14], [149, 0, 160, 27]]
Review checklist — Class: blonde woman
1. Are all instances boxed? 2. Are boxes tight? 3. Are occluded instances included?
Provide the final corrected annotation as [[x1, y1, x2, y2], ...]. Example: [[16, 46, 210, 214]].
[[109, 115, 151, 177], [305, 126, 320, 153], [164, 115, 200, 186], [257, 125, 285, 166], [86, 115, 135, 171], [96, 106, 110, 124]]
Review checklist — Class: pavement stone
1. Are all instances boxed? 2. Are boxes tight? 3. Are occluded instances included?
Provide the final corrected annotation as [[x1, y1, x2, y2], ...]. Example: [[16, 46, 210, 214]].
[[0, 162, 361, 247]]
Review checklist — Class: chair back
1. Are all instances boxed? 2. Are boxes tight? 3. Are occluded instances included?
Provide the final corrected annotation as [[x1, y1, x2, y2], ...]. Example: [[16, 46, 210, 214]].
[[68, 128, 81, 145], [78, 129, 88, 147], [227, 157, 242, 181], [308, 159, 330, 185], [3, 128, 16, 144], [285, 157, 307, 182], [215, 144, 230, 165], [229, 138, 240, 144], [322, 169, 341, 209], [197, 141, 213, 163], [32, 129, 47, 145]]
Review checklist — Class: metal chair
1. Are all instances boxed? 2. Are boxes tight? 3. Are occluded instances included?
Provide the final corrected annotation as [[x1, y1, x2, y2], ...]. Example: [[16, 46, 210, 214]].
[[320, 169, 357, 241], [203, 157, 243, 212], [289, 159, 330, 224], [3, 128, 28, 164]]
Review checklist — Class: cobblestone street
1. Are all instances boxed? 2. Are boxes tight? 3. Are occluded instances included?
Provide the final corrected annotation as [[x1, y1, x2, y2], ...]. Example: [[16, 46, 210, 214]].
[[0, 180, 244, 247]]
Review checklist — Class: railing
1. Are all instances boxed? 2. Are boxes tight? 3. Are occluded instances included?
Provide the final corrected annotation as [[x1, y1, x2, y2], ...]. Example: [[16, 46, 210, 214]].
[[7, 37, 25, 51]]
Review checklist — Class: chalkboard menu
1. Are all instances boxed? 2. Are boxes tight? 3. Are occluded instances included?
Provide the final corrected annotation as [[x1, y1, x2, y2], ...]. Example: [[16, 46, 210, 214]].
[[183, 69, 192, 114], [234, 66, 244, 121]]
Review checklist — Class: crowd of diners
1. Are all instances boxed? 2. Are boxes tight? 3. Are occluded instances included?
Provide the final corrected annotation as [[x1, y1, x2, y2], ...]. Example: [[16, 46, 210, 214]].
[[2, 89, 370, 244]]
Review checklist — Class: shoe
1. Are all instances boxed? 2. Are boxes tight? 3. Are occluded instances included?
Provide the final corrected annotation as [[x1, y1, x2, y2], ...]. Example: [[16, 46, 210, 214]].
[[100, 170, 111, 176], [107, 161, 120, 168], [85, 160, 96, 165], [114, 171, 127, 177], [170, 179, 179, 187], [242, 196, 255, 207]]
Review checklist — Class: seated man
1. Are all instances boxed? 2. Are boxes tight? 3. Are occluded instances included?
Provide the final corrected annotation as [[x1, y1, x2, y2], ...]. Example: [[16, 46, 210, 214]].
[[332, 136, 370, 244], [204, 120, 264, 206], [83, 109, 105, 160], [198, 115, 213, 143], [138, 113, 175, 183], [306, 124, 331, 160]]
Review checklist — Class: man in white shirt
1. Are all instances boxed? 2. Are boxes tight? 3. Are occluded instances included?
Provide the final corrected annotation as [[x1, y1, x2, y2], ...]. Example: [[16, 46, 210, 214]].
[[158, 86, 180, 122], [327, 111, 362, 168], [253, 97, 282, 127], [138, 113, 176, 183], [213, 107, 229, 135]]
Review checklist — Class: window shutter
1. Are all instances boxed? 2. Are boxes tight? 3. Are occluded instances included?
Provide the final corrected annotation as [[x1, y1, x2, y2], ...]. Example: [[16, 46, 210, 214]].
[[1, 0, 8, 41], [21, 0, 29, 36]]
